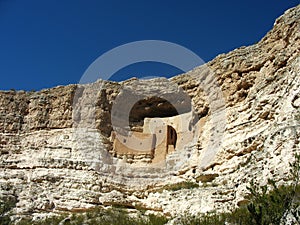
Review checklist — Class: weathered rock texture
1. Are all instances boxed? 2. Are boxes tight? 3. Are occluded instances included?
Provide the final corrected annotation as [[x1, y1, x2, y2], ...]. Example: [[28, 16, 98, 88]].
[[0, 5, 299, 222]]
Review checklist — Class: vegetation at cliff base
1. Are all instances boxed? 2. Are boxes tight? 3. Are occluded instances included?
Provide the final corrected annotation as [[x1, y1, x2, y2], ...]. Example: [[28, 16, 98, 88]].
[[176, 153, 300, 225], [1, 154, 299, 225], [14, 208, 167, 225]]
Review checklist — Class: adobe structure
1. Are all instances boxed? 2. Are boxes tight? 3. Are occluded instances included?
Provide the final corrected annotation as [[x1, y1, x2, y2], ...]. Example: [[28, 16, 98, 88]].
[[110, 111, 198, 164]]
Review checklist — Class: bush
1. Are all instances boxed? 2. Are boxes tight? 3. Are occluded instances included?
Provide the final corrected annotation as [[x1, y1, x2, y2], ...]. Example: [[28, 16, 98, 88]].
[[246, 180, 298, 225], [176, 153, 300, 225], [10, 155, 300, 225], [16, 207, 168, 225], [0, 196, 17, 225], [155, 181, 198, 193], [245, 153, 300, 225]]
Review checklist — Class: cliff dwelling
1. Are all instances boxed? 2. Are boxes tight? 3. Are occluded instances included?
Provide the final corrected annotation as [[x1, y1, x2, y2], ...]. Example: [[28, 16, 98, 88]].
[[110, 96, 198, 164]]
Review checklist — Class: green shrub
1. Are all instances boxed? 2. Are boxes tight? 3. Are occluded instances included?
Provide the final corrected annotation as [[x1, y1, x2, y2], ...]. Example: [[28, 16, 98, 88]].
[[245, 153, 300, 225], [175, 208, 253, 225], [0, 196, 17, 225], [155, 181, 198, 193], [10, 154, 300, 225], [16, 207, 168, 225], [176, 153, 300, 225], [246, 180, 298, 225]]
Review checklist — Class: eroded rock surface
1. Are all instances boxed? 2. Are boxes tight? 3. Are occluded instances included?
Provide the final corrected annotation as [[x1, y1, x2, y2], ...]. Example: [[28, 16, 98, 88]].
[[0, 5, 299, 221]]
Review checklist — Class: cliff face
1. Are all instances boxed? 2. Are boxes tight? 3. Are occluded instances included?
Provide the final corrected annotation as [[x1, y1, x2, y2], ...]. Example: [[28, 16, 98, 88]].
[[0, 5, 299, 220]]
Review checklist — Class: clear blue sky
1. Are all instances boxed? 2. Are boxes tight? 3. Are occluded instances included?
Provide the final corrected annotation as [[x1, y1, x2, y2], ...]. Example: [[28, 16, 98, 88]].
[[0, 0, 299, 90]]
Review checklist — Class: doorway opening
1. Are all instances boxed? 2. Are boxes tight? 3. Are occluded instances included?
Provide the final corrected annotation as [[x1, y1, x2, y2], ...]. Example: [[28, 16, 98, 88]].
[[167, 125, 177, 153]]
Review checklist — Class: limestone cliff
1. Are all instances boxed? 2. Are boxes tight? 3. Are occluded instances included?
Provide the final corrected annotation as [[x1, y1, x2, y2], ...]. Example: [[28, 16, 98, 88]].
[[0, 5, 299, 221]]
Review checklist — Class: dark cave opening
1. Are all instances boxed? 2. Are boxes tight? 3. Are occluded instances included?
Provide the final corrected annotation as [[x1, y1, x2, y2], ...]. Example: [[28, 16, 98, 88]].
[[129, 97, 180, 131]]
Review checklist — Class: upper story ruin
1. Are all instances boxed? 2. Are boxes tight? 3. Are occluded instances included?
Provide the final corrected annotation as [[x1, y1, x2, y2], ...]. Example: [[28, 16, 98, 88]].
[[109, 89, 202, 164]]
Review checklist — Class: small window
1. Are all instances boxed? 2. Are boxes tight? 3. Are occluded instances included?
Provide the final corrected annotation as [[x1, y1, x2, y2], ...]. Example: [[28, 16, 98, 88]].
[[123, 139, 126, 143], [188, 123, 192, 131], [159, 130, 162, 133]]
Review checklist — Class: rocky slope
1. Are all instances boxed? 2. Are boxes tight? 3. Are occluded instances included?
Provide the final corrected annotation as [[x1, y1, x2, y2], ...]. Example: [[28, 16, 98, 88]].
[[0, 4, 299, 222]]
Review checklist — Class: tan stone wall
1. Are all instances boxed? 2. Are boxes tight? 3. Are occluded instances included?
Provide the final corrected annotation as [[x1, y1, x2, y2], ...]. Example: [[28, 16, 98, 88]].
[[143, 111, 193, 134], [111, 111, 206, 163], [143, 112, 196, 153], [152, 126, 168, 163], [112, 125, 172, 163], [112, 131, 155, 155]]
